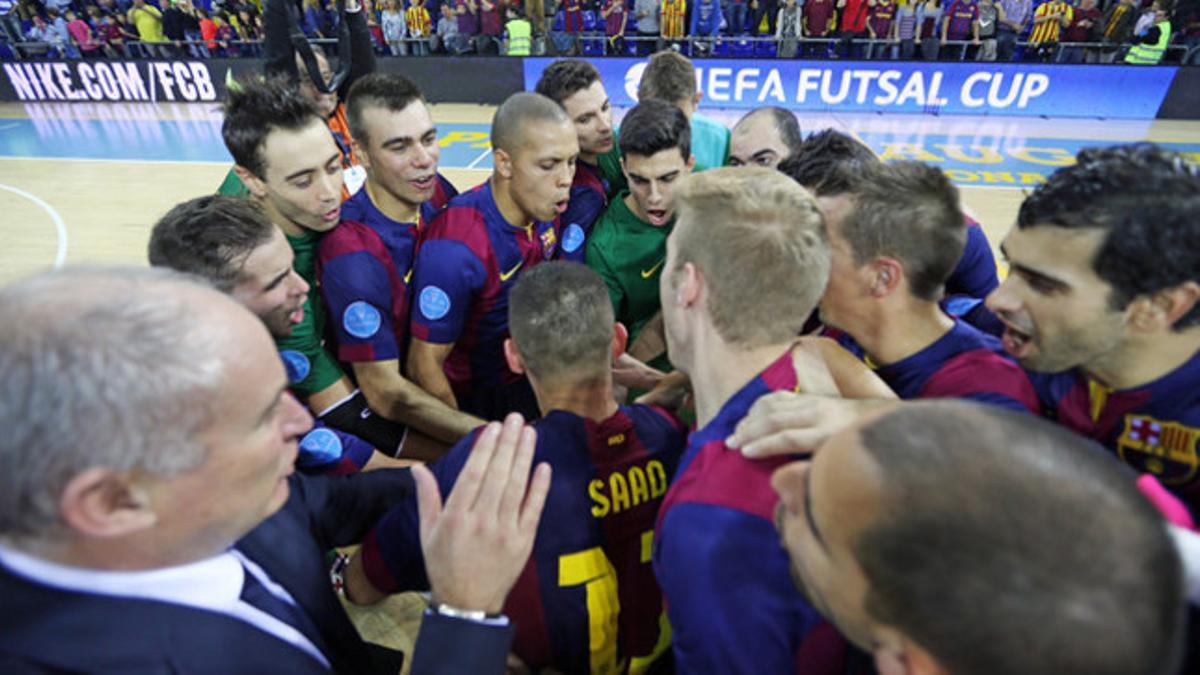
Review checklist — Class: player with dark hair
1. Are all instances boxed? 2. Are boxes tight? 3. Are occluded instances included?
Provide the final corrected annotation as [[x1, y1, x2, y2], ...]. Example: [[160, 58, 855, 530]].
[[407, 92, 580, 422], [727, 106, 802, 169], [653, 167, 896, 672], [987, 143, 1200, 508], [780, 128, 1002, 308], [636, 51, 730, 172], [534, 59, 627, 234], [148, 195, 403, 474], [221, 80, 408, 457], [773, 400, 1187, 675], [316, 73, 477, 460], [586, 100, 694, 370], [345, 262, 687, 673], [818, 161, 1039, 411], [218, 0, 377, 197]]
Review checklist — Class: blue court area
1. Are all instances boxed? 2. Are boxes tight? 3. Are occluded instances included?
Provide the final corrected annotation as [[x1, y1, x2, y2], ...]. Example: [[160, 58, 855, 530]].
[[2, 111, 1198, 187]]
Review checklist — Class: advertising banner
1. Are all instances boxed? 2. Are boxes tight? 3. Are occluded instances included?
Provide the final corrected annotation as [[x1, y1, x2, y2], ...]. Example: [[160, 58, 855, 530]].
[[525, 57, 1179, 119]]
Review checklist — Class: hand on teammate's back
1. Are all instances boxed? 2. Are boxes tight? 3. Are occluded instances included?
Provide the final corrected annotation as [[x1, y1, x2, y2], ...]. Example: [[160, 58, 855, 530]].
[[416, 413, 552, 614], [726, 391, 899, 458]]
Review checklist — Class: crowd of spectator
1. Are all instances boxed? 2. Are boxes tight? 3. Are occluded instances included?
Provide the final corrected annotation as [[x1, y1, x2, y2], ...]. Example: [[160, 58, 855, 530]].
[[2, 0, 1197, 62]]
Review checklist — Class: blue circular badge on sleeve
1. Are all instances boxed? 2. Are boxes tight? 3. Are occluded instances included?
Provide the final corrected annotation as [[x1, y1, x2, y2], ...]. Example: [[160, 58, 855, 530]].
[[279, 350, 311, 384], [563, 223, 585, 254], [343, 301, 382, 339], [419, 286, 451, 321], [298, 427, 344, 466]]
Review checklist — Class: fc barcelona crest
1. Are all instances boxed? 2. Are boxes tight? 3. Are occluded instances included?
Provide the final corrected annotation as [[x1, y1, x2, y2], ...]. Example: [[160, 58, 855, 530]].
[[540, 227, 558, 258], [1116, 414, 1200, 485]]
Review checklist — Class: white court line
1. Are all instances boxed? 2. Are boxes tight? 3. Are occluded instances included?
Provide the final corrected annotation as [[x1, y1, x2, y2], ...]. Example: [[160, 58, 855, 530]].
[[0, 183, 68, 268], [465, 147, 493, 170]]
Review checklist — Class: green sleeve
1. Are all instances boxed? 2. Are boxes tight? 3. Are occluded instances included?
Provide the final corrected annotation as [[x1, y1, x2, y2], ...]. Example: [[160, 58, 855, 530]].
[[216, 167, 251, 197], [585, 233, 626, 322], [275, 295, 345, 398]]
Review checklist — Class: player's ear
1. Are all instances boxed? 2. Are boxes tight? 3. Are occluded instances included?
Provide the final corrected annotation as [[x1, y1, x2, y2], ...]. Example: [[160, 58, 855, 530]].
[[685, 154, 696, 172], [234, 165, 269, 199], [870, 258, 903, 297], [60, 468, 157, 540], [677, 262, 701, 307], [620, 155, 630, 180], [1135, 281, 1200, 333], [612, 322, 629, 359], [495, 148, 514, 180], [503, 338, 526, 375], [350, 137, 371, 170]]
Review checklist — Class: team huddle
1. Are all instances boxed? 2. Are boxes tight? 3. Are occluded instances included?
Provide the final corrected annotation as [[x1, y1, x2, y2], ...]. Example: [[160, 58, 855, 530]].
[[1, 47, 1196, 675]]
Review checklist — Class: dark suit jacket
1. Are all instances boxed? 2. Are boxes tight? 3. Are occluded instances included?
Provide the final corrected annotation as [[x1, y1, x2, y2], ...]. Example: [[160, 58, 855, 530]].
[[0, 469, 477, 674]]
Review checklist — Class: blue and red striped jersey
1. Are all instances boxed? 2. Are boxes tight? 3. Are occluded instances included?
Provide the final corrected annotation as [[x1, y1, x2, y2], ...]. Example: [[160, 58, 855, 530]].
[[409, 180, 575, 413], [947, 216, 1000, 300], [317, 174, 458, 364], [1029, 349, 1200, 510], [360, 404, 688, 673], [559, 159, 609, 253], [653, 348, 828, 673], [869, 320, 1038, 412]]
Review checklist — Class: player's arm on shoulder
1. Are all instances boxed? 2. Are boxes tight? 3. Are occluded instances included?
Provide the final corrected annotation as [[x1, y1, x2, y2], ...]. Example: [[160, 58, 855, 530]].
[[627, 312, 665, 363], [727, 389, 903, 459], [805, 335, 898, 400], [354, 358, 485, 443]]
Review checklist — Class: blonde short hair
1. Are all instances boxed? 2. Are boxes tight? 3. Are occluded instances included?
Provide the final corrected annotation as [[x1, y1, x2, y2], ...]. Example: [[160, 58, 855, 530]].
[[669, 167, 830, 348]]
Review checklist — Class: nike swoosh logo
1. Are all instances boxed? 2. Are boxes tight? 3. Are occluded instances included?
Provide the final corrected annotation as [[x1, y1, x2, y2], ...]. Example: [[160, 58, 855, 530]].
[[500, 259, 524, 282], [404, 268, 413, 284], [641, 259, 665, 279]]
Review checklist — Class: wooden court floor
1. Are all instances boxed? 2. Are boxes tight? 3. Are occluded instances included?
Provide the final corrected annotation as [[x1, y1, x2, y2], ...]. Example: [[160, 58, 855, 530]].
[[2, 100, 1197, 287]]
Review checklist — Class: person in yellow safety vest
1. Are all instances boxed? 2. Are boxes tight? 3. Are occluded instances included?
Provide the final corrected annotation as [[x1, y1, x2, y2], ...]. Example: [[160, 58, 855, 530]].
[[1125, 0, 1172, 63], [504, 5, 532, 54]]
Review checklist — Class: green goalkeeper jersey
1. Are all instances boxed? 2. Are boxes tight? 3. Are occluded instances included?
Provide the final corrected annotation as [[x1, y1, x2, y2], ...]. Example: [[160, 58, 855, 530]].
[[585, 191, 673, 344]]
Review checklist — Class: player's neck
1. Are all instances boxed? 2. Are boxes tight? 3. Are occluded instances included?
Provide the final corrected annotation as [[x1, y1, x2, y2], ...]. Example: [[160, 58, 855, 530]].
[[1083, 327, 1200, 390], [491, 175, 532, 228], [366, 177, 421, 224], [690, 335, 796, 429], [260, 198, 305, 238], [534, 374, 620, 422], [860, 299, 955, 367], [579, 152, 598, 166]]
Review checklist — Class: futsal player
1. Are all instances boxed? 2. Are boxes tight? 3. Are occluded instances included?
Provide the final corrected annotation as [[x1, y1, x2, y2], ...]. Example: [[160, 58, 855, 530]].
[[317, 73, 482, 458], [148, 195, 403, 474], [406, 92, 579, 421], [726, 106, 802, 169], [218, 0, 376, 198], [222, 80, 408, 456], [987, 143, 1200, 509], [779, 129, 1001, 304], [815, 160, 1039, 411], [586, 100, 694, 370], [653, 167, 896, 672], [535, 59, 627, 236], [345, 262, 687, 673], [636, 51, 730, 172]]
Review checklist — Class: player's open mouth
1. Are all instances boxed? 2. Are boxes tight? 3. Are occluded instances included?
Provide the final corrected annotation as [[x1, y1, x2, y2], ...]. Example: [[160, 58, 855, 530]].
[[555, 199, 569, 215], [647, 209, 669, 225], [411, 175, 435, 190], [289, 305, 305, 325], [322, 207, 341, 223], [1001, 323, 1034, 359]]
